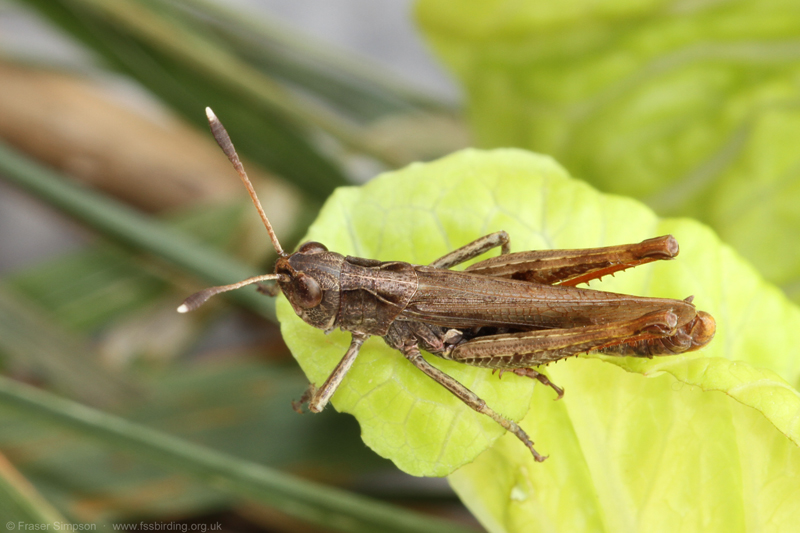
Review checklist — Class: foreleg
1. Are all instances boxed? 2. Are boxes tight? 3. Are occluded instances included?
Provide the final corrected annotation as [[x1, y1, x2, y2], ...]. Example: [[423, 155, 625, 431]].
[[293, 333, 369, 413]]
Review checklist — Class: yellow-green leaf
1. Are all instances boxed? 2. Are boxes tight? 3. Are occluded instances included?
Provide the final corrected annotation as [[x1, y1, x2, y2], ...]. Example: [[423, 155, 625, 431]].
[[417, 0, 800, 301], [277, 147, 800, 528]]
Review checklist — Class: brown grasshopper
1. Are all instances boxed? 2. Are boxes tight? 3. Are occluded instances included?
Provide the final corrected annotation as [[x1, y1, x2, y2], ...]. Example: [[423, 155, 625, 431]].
[[179, 108, 716, 462]]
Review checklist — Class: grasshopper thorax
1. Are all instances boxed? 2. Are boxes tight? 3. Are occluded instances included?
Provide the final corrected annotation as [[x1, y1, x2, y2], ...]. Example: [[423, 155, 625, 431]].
[[275, 241, 345, 332]]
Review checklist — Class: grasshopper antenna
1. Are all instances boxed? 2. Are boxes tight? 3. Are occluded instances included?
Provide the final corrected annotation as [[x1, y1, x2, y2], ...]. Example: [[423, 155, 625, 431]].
[[205, 107, 286, 257], [177, 109, 289, 314], [177, 274, 284, 313]]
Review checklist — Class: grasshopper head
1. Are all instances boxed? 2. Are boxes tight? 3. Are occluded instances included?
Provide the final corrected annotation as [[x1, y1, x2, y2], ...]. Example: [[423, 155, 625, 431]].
[[275, 241, 344, 332]]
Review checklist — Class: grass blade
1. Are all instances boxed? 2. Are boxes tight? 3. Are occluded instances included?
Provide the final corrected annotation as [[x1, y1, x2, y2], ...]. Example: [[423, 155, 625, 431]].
[[167, 0, 454, 119], [0, 376, 474, 533], [16, 0, 349, 200], [0, 286, 134, 405], [0, 451, 68, 525], [0, 139, 275, 320]]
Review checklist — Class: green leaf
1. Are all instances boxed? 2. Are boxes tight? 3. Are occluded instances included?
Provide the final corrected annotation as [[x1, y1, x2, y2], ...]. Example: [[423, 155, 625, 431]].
[[416, 0, 800, 301], [276, 148, 800, 528], [449, 358, 800, 533]]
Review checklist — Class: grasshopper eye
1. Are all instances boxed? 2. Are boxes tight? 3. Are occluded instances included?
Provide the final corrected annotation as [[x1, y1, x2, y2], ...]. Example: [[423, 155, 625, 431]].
[[294, 273, 322, 308], [298, 241, 328, 254]]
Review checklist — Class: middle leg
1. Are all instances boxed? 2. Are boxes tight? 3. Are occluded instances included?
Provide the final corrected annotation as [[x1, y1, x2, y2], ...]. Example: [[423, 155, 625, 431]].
[[429, 231, 510, 269], [401, 343, 547, 462], [494, 367, 565, 400]]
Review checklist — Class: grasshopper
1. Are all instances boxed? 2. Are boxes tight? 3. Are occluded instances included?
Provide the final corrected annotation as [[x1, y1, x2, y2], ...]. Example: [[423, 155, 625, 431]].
[[179, 108, 716, 462]]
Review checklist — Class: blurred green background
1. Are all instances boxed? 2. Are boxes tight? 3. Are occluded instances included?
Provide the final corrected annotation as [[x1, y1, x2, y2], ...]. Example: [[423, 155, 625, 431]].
[[0, 0, 798, 531]]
